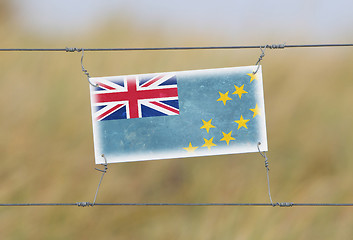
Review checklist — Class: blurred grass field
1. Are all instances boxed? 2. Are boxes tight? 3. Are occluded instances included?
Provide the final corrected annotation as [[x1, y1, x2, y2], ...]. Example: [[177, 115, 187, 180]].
[[1, 8, 353, 240]]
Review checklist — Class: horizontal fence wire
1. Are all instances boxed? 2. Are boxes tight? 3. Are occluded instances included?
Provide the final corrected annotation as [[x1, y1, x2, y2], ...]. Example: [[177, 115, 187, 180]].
[[0, 43, 352, 52], [1, 202, 353, 207]]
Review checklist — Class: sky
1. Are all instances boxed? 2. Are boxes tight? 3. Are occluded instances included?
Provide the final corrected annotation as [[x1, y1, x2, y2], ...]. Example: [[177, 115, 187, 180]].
[[9, 0, 353, 43]]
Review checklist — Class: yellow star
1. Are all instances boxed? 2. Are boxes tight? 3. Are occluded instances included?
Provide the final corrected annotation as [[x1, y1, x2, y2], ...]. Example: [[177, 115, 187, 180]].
[[200, 119, 216, 133], [247, 72, 258, 83], [220, 131, 235, 145], [234, 115, 250, 129], [183, 142, 198, 153], [217, 91, 232, 105], [232, 84, 248, 99], [250, 104, 261, 118], [202, 137, 217, 150]]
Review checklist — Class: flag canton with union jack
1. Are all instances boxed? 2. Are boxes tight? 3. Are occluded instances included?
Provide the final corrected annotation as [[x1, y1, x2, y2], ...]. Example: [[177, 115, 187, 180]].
[[91, 73, 179, 121]]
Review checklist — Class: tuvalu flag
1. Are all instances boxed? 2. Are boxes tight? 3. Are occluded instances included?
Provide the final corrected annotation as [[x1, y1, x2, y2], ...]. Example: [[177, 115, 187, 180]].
[[90, 65, 267, 164]]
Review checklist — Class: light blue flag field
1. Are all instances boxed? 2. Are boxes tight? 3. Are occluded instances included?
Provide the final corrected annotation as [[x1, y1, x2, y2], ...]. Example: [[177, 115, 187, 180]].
[[90, 65, 268, 164]]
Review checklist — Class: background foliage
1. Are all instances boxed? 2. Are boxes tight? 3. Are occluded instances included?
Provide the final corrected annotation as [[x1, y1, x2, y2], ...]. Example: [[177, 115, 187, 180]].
[[1, 2, 353, 239]]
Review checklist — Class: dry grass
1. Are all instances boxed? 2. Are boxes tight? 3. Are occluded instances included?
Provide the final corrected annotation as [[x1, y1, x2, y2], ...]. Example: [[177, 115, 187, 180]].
[[1, 17, 353, 240]]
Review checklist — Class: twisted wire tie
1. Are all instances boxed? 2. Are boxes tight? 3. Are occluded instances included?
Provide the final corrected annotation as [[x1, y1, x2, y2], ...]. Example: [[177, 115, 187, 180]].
[[65, 47, 82, 52], [266, 44, 286, 49], [253, 44, 285, 74], [275, 202, 294, 207], [92, 154, 108, 206], [76, 202, 92, 207]]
